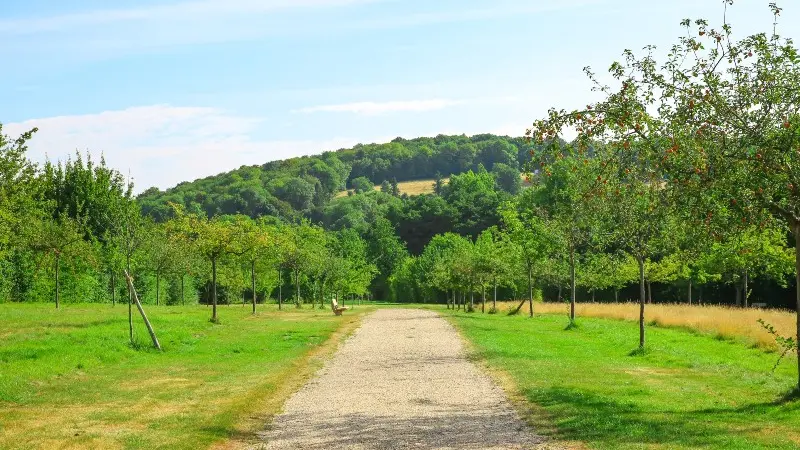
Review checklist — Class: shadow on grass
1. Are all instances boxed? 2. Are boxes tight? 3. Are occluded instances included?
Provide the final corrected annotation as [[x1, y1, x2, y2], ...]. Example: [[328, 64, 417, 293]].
[[526, 386, 798, 449]]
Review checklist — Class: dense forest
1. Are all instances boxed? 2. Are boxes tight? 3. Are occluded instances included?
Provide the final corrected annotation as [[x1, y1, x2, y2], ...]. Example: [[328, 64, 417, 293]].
[[137, 134, 530, 221]]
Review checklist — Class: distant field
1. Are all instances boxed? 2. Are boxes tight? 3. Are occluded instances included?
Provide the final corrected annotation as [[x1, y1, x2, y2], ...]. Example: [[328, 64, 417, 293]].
[[0, 303, 369, 450], [448, 311, 800, 449], [489, 301, 797, 352], [336, 173, 531, 198]]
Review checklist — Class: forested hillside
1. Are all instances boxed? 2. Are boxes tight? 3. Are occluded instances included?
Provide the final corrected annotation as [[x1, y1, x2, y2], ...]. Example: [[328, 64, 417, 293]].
[[137, 134, 531, 221]]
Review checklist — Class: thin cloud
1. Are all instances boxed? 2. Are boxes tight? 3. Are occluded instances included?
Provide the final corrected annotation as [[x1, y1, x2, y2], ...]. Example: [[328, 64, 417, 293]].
[[0, 0, 382, 34], [3, 105, 387, 192], [294, 99, 464, 115]]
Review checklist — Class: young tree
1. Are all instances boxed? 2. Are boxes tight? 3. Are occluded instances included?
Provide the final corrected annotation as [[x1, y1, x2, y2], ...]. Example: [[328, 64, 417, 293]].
[[29, 216, 91, 309], [174, 213, 248, 322], [499, 200, 553, 317]]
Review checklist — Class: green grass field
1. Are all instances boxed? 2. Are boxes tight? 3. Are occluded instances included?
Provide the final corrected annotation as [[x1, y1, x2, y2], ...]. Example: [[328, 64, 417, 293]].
[[446, 311, 800, 450], [0, 303, 369, 449]]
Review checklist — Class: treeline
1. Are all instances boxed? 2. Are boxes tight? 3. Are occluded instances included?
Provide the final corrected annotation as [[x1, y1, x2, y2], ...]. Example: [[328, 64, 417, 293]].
[[137, 134, 531, 221], [0, 131, 377, 315]]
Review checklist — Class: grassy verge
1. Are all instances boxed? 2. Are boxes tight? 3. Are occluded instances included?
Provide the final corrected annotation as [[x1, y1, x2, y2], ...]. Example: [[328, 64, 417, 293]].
[[490, 300, 797, 352], [0, 303, 370, 449], [446, 311, 800, 450]]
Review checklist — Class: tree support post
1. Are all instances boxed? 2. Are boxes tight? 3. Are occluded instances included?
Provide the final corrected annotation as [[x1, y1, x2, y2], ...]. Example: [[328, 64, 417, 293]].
[[124, 270, 162, 351]]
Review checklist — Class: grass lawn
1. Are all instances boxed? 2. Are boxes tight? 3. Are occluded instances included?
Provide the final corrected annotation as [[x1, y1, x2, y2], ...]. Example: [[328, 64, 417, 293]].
[[0, 303, 369, 450], [446, 311, 800, 450]]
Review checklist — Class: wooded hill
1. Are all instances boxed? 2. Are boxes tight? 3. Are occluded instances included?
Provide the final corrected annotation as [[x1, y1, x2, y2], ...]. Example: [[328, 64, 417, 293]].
[[137, 134, 533, 221]]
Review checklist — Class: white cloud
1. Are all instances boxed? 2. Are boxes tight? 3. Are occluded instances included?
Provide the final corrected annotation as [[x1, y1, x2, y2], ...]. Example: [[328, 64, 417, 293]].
[[3, 105, 386, 192], [294, 99, 464, 115], [0, 0, 380, 34]]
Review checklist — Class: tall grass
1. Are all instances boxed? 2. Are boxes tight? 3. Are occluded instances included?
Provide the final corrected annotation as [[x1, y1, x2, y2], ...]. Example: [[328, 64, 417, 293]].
[[493, 301, 797, 351]]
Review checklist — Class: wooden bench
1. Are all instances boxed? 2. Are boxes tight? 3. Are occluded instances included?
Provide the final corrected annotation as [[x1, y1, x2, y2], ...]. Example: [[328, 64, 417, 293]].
[[331, 297, 349, 316]]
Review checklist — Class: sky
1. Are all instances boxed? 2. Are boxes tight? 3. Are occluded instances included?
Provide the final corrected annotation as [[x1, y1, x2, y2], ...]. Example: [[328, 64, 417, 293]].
[[2, 0, 798, 192]]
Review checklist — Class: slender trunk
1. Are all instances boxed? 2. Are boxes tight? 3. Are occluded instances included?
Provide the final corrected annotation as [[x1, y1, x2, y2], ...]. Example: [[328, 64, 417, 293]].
[[211, 257, 218, 322], [481, 285, 486, 313], [156, 271, 160, 306], [127, 259, 133, 343], [111, 271, 116, 306], [794, 223, 800, 391], [743, 270, 749, 308], [470, 290, 474, 311], [735, 283, 742, 307], [251, 261, 257, 314], [453, 290, 457, 311], [528, 263, 534, 318], [55, 254, 60, 309], [446, 290, 451, 309], [493, 279, 497, 312], [647, 280, 652, 304], [278, 269, 283, 310], [591, 290, 595, 303], [638, 256, 646, 349], [294, 269, 300, 307], [570, 249, 576, 322], [688, 279, 692, 305], [614, 289, 619, 303], [558, 285, 563, 302]]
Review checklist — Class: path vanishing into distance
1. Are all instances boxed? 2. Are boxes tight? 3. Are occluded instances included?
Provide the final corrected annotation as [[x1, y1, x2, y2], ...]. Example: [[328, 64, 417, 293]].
[[252, 309, 554, 450]]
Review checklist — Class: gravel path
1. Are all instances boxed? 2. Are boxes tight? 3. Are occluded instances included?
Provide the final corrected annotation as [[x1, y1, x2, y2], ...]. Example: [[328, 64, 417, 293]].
[[252, 309, 552, 449]]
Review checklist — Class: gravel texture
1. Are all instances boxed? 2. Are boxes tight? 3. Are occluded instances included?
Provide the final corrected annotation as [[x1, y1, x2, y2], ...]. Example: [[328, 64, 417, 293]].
[[252, 309, 552, 449]]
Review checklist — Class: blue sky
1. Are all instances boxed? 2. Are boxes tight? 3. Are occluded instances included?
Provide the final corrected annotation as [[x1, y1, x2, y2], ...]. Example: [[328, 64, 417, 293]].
[[2, 0, 798, 191]]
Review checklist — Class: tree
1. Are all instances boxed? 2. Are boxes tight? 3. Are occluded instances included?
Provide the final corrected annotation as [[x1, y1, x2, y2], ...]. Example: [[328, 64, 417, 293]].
[[174, 212, 249, 322], [492, 163, 522, 195], [500, 200, 553, 317], [525, 155, 604, 323], [351, 176, 373, 194], [281, 221, 326, 307], [29, 216, 91, 309]]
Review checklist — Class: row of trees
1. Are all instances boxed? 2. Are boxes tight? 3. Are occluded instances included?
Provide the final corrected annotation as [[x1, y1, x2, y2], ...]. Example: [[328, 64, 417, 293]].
[[0, 136, 377, 325], [388, 1, 800, 388]]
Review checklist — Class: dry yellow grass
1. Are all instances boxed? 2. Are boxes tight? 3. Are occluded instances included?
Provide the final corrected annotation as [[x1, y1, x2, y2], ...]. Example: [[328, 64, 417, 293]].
[[336, 173, 532, 198], [490, 301, 797, 351]]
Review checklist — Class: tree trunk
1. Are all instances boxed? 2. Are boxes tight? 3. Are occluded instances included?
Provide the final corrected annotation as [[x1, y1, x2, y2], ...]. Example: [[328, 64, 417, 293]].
[[211, 257, 218, 322], [124, 270, 162, 350], [591, 290, 595, 303], [453, 290, 457, 311], [688, 279, 692, 305], [481, 286, 486, 313], [493, 280, 497, 312], [743, 270, 749, 308], [251, 261, 257, 314], [294, 269, 300, 307], [55, 254, 60, 309], [735, 283, 742, 307], [570, 249, 576, 322], [127, 259, 133, 343], [614, 289, 619, 303], [469, 290, 474, 312], [528, 264, 534, 318], [278, 269, 283, 310], [638, 256, 646, 349], [647, 280, 652, 304], [156, 271, 160, 306], [558, 285, 563, 302], [794, 222, 800, 391]]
